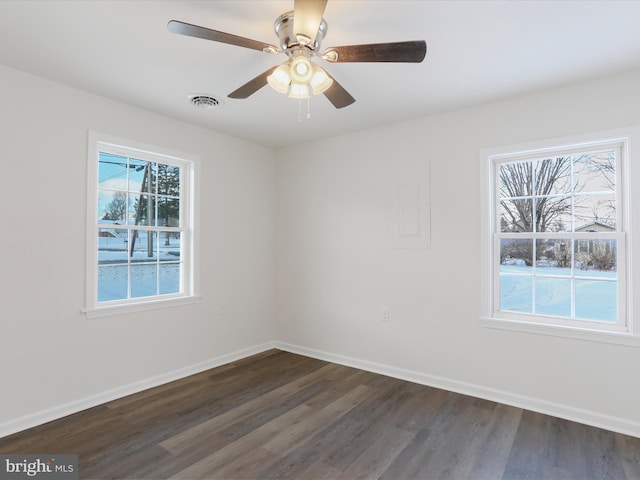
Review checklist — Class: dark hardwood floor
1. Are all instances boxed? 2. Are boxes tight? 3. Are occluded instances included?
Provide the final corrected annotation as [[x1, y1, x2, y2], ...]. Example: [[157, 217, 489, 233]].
[[1, 349, 639, 479]]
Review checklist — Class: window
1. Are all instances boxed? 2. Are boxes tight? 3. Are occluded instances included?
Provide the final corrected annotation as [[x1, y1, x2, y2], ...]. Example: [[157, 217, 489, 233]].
[[481, 129, 636, 344], [85, 133, 198, 317]]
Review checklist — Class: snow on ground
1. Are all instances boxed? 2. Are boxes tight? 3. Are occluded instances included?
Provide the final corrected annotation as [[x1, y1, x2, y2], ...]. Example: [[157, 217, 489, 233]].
[[500, 264, 616, 322], [97, 235, 181, 302]]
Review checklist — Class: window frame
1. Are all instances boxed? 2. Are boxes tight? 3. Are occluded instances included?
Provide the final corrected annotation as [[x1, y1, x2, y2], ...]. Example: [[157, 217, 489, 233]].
[[85, 132, 200, 318], [480, 128, 638, 347]]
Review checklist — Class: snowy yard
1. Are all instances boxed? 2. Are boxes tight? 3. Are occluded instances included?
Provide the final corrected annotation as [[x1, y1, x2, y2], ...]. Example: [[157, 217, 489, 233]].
[[97, 233, 181, 302], [499, 263, 616, 322]]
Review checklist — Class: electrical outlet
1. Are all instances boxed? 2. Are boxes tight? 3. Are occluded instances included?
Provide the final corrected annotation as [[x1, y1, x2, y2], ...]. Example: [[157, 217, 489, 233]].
[[381, 306, 390, 322]]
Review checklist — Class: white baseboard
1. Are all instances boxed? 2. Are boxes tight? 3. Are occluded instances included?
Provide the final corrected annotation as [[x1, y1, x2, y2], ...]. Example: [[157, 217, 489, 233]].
[[274, 341, 640, 439], [0, 342, 276, 439]]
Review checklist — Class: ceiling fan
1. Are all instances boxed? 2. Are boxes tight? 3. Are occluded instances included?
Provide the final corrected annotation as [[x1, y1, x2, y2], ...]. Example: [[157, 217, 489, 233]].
[[168, 0, 427, 109]]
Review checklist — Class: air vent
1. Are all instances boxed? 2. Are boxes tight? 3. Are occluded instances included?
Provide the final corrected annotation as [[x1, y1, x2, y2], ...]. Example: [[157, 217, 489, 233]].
[[189, 94, 223, 109]]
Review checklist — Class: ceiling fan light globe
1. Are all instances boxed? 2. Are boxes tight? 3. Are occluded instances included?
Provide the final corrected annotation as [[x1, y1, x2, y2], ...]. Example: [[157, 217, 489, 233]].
[[290, 56, 313, 83], [267, 64, 291, 94], [310, 65, 333, 94], [288, 82, 310, 99]]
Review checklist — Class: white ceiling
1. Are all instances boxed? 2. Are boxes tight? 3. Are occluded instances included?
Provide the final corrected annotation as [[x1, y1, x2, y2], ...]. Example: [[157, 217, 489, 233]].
[[1, 0, 640, 148]]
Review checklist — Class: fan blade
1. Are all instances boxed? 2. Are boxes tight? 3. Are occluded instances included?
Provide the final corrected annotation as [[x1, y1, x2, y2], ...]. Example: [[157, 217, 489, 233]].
[[228, 66, 278, 99], [323, 40, 427, 63], [323, 73, 355, 109], [168, 20, 276, 52], [293, 0, 328, 46]]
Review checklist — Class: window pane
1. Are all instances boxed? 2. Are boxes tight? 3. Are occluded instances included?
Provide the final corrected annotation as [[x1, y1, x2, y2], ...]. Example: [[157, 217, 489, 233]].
[[98, 153, 128, 190], [160, 232, 181, 261], [98, 190, 127, 224], [129, 159, 152, 193], [131, 264, 158, 298], [500, 274, 533, 313], [130, 230, 157, 262], [574, 239, 617, 276], [98, 228, 128, 264], [158, 197, 180, 227], [98, 265, 128, 302], [159, 263, 181, 295], [574, 193, 616, 230], [574, 151, 615, 193], [500, 238, 533, 269], [575, 279, 616, 322], [535, 277, 571, 317], [500, 199, 533, 232], [535, 157, 571, 195], [499, 162, 532, 198], [500, 237, 533, 314], [537, 238, 572, 272], [128, 194, 156, 226], [535, 196, 571, 232], [158, 164, 180, 196]]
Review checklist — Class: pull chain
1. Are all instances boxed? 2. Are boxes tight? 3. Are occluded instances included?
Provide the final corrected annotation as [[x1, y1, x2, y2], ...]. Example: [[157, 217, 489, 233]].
[[297, 98, 312, 123]]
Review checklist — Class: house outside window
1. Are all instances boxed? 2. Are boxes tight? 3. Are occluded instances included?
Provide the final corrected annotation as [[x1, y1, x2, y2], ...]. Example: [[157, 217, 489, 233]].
[[85, 133, 198, 317], [481, 129, 636, 344]]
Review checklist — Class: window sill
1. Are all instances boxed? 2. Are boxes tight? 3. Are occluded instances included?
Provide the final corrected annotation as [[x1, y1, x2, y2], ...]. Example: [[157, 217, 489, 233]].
[[84, 295, 202, 319], [481, 316, 640, 348]]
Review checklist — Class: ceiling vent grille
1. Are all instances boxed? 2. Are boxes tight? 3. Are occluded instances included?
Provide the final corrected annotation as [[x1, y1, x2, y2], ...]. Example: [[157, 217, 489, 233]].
[[189, 94, 222, 109]]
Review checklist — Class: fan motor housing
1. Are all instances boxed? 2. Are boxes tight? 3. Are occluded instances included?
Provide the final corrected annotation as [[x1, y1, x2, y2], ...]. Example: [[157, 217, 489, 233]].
[[274, 11, 327, 52]]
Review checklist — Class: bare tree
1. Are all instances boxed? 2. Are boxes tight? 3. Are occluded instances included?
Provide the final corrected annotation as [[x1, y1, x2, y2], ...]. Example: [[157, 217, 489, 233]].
[[586, 151, 615, 191], [102, 191, 128, 222], [499, 157, 572, 233], [499, 158, 572, 266], [574, 151, 616, 227]]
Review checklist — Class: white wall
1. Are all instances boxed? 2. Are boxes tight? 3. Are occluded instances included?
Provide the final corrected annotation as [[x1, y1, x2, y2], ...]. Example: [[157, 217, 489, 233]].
[[0, 64, 276, 433], [276, 69, 640, 435]]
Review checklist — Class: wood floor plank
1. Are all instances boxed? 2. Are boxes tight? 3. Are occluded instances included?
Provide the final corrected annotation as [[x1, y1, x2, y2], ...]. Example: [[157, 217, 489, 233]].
[[455, 402, 523, 480], [120, 351, 326, 427], [322, 386, 430, 471], [338, 425, 416, 480], [262, 384, 373, 456], [160, 363, 335, 453], [501, 412, 628, 480], [209, 447, 282, 480], [258, 377, 415, 478], [547, 418, 626, 480], [285, 459, 343, 480], [215, 378, 333, 443], [168, 405, 312, 479], [85, 444, 174, 480], [302, 369, 377, 410], [380, 393, 506, 480], [615, 431, 640, 480], [2, 350, 639, 480], [502, 410, 556, 479], [106, 349, 290, 412]]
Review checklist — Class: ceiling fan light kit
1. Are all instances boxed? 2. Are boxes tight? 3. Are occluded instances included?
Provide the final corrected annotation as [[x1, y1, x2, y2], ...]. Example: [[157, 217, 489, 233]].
[[310, 64, 332, 94], [267, 64, 291, 94], [267, 51, 333, 99], [168, 0, 427, 112]]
